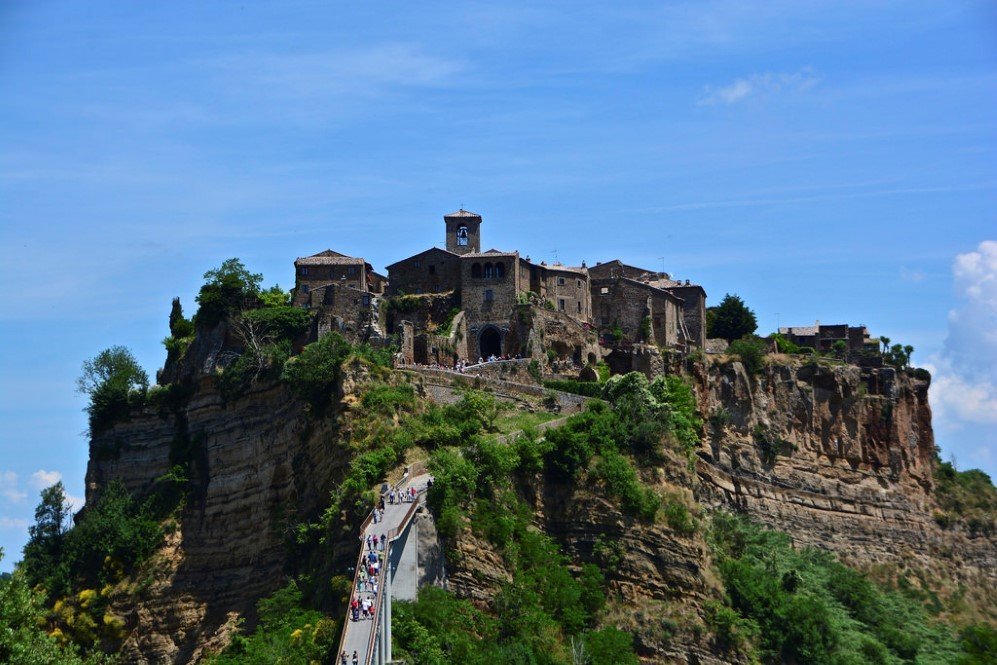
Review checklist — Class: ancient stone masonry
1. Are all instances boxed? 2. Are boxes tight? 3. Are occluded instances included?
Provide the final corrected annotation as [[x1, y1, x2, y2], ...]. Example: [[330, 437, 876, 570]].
[[294, 209, 707, 371], [779, 322, 878, 353]]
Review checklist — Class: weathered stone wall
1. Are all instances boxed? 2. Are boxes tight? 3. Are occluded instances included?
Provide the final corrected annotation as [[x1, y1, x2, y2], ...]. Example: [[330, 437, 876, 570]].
[[293, 264, 366, 306], [541, 267, 591, 323], [308, 283, 381, 342], [591, 277, 682, 347], [504, 304, 601, 369], [385, 292, 459, 336], [460, 253, 521, 358], [666, 284, 707, 348], [386, 248, 461, 296]]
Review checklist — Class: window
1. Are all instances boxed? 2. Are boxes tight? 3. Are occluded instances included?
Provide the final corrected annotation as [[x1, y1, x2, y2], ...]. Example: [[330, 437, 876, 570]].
[[300, 267, 309, 276], [495, 263, 505, 278], [577, 301, 582, 313], [485, 289, 494, 302], [414, 261, 421, 268], [457, 225, 469, 246], [577, 280, 582, 288], [558, 298, 566, 311], [471, 263, 482, 278], [302, 284, 310, 294], [600, 287, 609, 295], [557, 277, 565, 286], [348, 266, 357, 276], [484, 263, 494, 278], [429, 265, 436, 275]]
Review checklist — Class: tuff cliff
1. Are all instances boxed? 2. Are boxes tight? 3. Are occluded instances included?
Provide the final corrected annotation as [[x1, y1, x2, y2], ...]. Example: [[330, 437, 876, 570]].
[[83, 351, 995, 663]]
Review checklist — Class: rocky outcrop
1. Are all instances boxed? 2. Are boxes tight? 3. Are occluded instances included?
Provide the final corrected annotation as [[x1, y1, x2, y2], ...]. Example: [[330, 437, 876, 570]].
[[87, 373, 363, 663], [693, 356, 996, 623]]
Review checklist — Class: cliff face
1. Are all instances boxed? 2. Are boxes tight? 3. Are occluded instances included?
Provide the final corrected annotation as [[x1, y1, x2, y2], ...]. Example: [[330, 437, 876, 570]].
[[693, 357, 995, 623], [85, 355, 995, 663], [86, 373, 361, 663]]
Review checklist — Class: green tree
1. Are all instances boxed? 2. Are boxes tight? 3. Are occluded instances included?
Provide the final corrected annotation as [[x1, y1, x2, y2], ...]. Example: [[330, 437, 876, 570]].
[[21, 482, 71, 593], [168, 297, 194, 338], [708, 294, 758, 342], [77, 346, 149, 434], [193, 258, 263, 327]]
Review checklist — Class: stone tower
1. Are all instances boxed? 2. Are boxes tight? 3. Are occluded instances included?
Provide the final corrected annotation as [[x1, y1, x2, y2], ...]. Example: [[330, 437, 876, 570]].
[[444, 209, 482, 255]]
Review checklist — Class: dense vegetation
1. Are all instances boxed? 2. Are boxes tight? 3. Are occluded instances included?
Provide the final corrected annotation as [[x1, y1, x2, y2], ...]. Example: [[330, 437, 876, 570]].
[[707, 513, 996, 664], [933, 461, 996, 536], [77, 346, 149, 435]]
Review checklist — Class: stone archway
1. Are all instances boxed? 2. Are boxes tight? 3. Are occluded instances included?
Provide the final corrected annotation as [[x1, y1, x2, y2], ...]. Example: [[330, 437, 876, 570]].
[[479, 327, 502, 359]]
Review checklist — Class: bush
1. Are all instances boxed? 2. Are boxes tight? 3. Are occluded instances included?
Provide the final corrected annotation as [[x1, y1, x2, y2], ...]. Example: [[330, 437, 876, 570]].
[[241, 306, 311, 342], [709, 512, 969, 664], [281, 333, 354, 410], [727, 338, 766, 376]]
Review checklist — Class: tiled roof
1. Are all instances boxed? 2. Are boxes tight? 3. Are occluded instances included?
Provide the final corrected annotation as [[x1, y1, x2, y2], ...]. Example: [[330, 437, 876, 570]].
[[295, 254, 366, 266], [463, 249, 516, 258], [444, 208, 481, 218], [780, 326, 818, 336]]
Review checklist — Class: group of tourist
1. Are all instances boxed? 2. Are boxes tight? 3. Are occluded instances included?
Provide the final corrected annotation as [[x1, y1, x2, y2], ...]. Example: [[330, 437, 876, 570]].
[[350, 539, 385, 623], [387, 486, 418, 505], [399, 353, 523, 374]]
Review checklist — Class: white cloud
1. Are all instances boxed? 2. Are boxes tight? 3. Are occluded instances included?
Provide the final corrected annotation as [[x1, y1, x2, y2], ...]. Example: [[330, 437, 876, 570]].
[[929, 240, 997, 428], [65, 493, 85, 513], [0, 472, 26, 504], [29, 470, 62, 490], [698, 68, 819, 105], [900, 266, 926, 282], [0, 517, 29, 530]]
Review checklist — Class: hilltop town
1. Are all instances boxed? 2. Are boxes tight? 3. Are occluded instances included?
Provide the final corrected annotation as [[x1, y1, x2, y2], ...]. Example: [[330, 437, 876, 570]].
[[291, 208, 881, 377], [293, 209, 707, 374]]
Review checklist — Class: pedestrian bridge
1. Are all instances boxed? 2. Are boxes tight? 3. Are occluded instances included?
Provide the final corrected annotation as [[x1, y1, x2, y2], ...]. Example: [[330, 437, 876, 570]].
[[335, 470, 429, 665]]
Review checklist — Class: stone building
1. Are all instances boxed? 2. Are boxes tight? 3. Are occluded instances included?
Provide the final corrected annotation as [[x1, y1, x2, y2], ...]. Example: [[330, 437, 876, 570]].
[[292, 250, 384, 307], [590, 276, 684, 348], [589, 259, 707, 348], [779, 323, 876, 353], [384, 247, 461, 296]]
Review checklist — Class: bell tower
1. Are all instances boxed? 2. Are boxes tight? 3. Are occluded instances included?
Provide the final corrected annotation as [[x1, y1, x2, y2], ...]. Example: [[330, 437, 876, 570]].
[[444, 209, 482, 255]]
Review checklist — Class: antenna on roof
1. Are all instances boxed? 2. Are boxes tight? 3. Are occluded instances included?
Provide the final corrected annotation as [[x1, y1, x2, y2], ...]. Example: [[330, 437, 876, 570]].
[[551, 248, 559, 263], [657, 256, 665, 274]]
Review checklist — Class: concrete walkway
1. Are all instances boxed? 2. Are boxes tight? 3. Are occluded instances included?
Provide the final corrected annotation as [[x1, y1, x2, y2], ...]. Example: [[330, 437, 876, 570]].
[[337, 472, 430, 665]]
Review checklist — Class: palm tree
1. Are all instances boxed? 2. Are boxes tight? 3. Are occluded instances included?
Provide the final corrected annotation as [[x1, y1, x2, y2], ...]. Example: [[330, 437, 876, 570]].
[[879, 336, 890, 354]]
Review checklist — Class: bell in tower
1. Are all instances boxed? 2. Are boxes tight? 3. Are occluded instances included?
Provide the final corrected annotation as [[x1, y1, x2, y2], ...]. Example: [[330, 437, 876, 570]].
[[444, 209, 482, 255]]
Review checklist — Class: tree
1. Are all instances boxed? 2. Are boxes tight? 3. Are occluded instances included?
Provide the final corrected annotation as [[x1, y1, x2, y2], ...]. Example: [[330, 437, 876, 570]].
[[168, 297, 194, 339], [708, 294, 758, 342], [21, 483, 71, 592], [193, 258, 263, 327], [77, 347, 149, 434]]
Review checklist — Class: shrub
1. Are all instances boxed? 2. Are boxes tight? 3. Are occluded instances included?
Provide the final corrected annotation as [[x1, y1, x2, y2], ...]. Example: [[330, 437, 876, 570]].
[[727, 338, 766, 376], [281, 333, 353, 411], [752, 425, 795, 466], [241, 306, 311, 342]]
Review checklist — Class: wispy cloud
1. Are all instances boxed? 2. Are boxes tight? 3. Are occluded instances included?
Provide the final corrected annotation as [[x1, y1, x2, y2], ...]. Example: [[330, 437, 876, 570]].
[[0, 472, 26, 504], [29, 470, 62, 490], [900, 266, 926, 283], [698, 68, 819, 105], [0, 517, 28, 530]]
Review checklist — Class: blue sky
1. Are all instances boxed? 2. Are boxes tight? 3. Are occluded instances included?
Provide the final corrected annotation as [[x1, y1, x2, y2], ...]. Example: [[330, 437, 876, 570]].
[[1, 1, 995, 570]]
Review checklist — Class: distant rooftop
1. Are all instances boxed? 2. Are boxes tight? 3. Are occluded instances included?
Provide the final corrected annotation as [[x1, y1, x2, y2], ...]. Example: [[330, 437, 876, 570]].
[[295, 250, 366, 266]]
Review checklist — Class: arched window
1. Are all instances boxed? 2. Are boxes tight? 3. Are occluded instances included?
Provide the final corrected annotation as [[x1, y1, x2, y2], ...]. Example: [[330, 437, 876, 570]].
[[471, 263, 482, 278], [483, 263, 494, 278], [495, 263, 505, 278], [457, 225, 469, 246]]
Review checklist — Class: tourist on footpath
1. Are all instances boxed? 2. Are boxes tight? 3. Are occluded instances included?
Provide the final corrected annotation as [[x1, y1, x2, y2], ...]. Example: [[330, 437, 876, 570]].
[[352, 651, 359, 665]]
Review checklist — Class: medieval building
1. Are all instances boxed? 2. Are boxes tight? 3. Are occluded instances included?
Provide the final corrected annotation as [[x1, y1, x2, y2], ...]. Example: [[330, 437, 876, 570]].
[[292, 209, 709, 371]]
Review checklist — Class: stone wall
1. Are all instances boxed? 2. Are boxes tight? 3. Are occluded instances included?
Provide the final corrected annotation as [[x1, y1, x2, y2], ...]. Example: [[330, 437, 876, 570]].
[[666, 284, 707, 348], [385, 292, 459, 336], [591, 277, 682, 348], [308, 283, 381, 343], [386, 248, 461, 296]]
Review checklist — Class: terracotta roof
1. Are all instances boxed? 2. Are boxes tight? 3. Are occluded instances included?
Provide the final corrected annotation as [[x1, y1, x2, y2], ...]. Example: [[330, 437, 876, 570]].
[[462, 249, 516, 258], [444, 209, 482, 219], [295, 254, 366, 266], [544, 265, 588, 276]]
